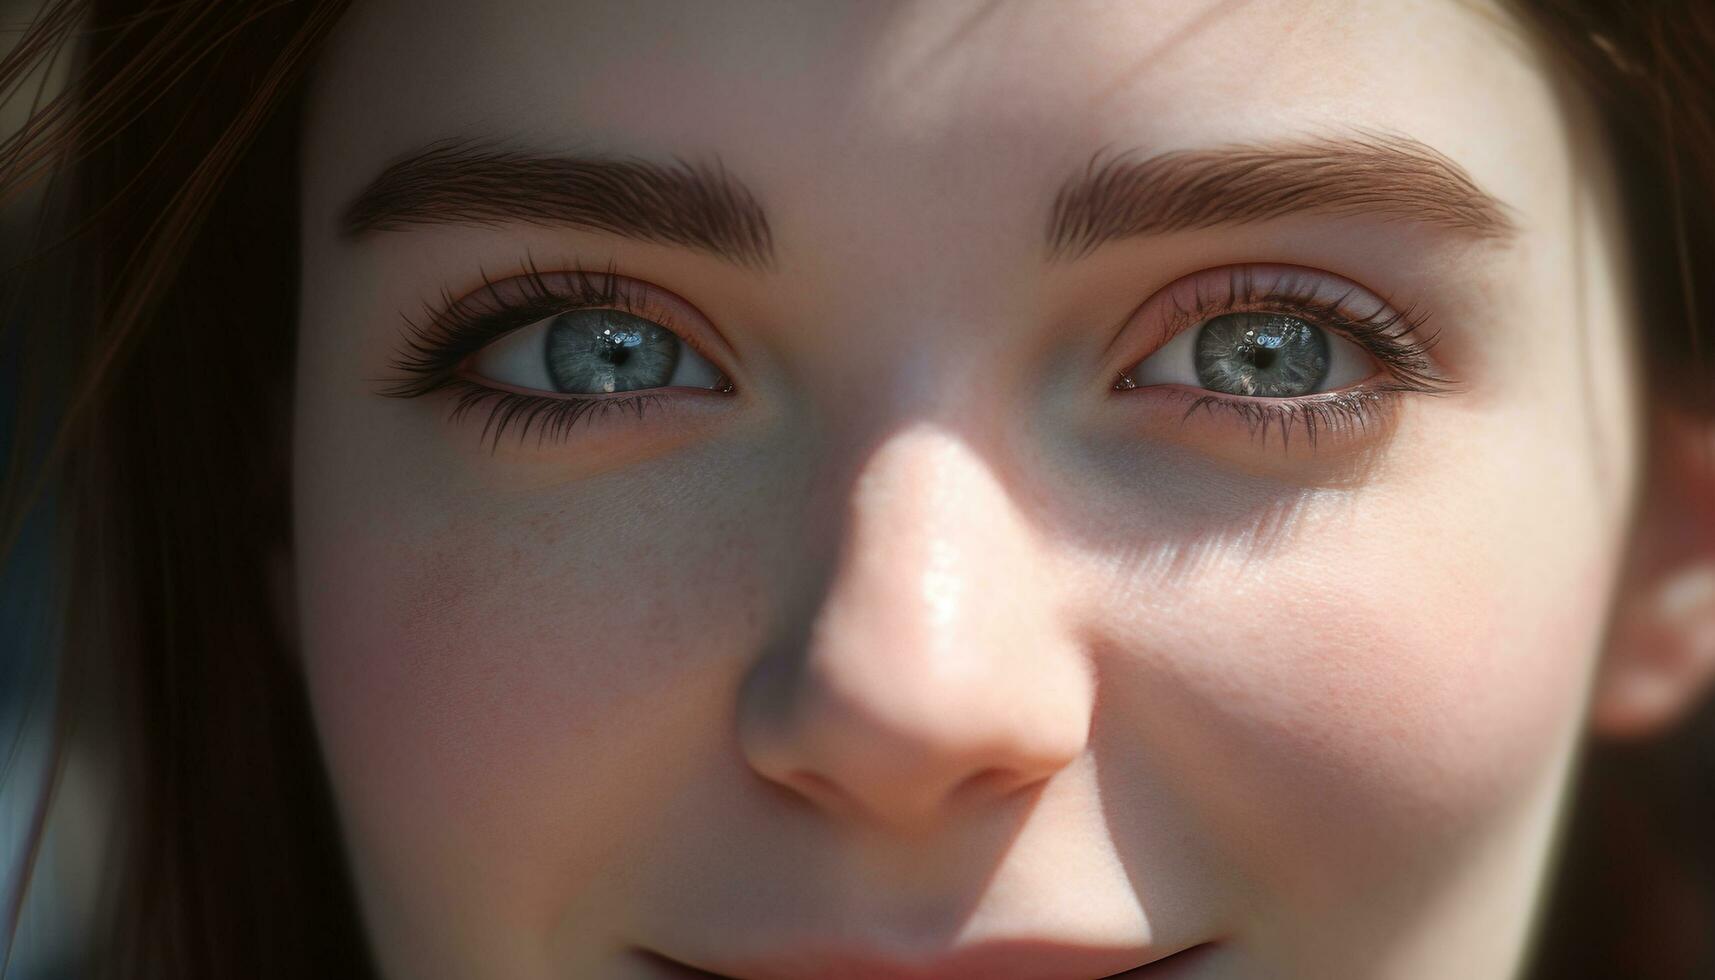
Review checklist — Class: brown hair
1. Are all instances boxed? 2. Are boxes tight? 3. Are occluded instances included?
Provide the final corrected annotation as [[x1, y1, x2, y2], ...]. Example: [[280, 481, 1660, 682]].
[[0, 1, 1711, 977], [1, 1, 368, 975]]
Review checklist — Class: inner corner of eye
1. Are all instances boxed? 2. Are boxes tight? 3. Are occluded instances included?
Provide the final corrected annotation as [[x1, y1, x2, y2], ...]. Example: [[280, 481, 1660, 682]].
[[467, 316, 557, 390], [1123, 319, 1201, 386]]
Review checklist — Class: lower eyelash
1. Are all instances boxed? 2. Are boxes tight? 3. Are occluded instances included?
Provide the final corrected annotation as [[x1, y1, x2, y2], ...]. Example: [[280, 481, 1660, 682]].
[[442, 378, 668, 452], [1172, 385, 1419, 451]]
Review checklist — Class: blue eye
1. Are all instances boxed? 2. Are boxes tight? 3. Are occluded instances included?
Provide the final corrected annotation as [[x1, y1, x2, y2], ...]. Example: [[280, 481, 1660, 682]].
[[468, 308, 726, 395], [1125, 311, 1371, 397], [1195, 313, 1329, 397]]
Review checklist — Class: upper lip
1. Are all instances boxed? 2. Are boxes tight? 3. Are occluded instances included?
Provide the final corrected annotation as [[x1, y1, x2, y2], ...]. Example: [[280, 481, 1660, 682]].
[[646, 938, 1209, 980]]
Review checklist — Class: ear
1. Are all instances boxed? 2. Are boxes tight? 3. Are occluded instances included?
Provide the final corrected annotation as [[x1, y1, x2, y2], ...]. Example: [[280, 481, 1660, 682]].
[[1591, 408, 1715, 740]]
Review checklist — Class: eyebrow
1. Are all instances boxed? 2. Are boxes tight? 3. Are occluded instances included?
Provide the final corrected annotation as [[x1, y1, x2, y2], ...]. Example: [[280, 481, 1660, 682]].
[[339, 139, 775, 269], [1046, 132, 1517, 260]]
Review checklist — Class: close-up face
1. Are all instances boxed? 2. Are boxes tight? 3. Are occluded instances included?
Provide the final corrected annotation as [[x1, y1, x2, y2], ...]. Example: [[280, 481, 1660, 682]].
[[291, 1, 1646, 977]]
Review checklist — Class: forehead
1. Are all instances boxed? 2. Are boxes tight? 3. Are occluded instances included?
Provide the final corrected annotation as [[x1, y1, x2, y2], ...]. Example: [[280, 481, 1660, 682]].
[[303, 0, 1559, 243]]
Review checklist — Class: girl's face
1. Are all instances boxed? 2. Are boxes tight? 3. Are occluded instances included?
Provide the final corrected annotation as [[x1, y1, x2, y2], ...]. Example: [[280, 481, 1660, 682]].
[[292, 1, 1651, 977]]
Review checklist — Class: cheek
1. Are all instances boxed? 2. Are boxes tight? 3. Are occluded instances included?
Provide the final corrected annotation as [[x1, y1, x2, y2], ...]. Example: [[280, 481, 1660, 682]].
[[1082, 476, 1618, 914], [294, 466, 779, 953]]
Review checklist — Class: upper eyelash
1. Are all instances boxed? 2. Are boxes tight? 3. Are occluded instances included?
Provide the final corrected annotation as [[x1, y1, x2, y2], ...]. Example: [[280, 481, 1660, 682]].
[[377, 255, 686, 401], [1116, 266, 1461, 450], [1144, 265, 1457, 394], [377, 257, 724, 451]]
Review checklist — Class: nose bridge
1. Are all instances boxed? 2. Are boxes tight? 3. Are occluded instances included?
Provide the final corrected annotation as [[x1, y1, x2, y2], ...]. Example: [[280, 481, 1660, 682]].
[[738, 424, 1093, 833], [843, 424, 997, 651]]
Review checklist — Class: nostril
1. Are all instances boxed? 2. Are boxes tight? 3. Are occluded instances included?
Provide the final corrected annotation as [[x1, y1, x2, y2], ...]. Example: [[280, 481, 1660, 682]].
[[959, 766, 1013, 795], [953, 765, 1044, 805], [791, 769, 840, 797], [783, 769, 853, 811], [775, 764, 1048, 830]]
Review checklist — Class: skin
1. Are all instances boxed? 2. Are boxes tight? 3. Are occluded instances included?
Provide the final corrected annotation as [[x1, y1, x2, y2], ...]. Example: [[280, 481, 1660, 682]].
[[290, 1, 1713, 977]]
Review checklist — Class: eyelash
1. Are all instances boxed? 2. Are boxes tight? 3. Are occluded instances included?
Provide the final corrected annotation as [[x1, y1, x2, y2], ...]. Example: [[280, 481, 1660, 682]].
[[385, 262, 1453, 453], [1118, 266, 1458, 449], [379, 258, 729, 450]]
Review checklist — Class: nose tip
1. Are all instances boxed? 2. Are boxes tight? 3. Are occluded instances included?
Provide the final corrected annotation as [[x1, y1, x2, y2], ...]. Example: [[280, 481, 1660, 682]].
[[741, 665, 1092, 833], [737, 427, 1093, 833]]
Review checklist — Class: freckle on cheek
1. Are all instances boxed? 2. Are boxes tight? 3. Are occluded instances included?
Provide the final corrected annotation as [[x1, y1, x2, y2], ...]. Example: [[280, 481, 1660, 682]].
[[311, 522, 674, 834]]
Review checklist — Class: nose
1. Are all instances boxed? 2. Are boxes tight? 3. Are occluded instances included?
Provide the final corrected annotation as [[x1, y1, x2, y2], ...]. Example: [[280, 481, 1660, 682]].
[[738, 426, 1093, 834]]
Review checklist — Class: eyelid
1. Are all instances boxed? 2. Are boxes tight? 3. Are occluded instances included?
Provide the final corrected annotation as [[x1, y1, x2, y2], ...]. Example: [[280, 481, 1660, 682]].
[[448, 268, 736, 383], [380, 261, 739, 402], [379, 262, 744, 451], [1104, 263, 1449, 393]]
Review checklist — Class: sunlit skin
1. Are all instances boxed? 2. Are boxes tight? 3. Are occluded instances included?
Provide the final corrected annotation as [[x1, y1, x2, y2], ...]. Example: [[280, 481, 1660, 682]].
[[289, 1, 1704, 977]]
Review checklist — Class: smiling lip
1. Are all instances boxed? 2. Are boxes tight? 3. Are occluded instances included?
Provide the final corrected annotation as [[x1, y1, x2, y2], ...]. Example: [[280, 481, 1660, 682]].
[[639, 939, 1214, 980]]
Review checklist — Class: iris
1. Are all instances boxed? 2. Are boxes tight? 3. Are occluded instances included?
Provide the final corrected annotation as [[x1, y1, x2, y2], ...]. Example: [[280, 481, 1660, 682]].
[[1194, 313, 1330, 397], [545, 309, 682, 394]]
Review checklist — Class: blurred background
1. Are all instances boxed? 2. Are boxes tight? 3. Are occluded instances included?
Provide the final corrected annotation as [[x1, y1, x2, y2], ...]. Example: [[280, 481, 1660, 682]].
[[3, 2, 99, 977]]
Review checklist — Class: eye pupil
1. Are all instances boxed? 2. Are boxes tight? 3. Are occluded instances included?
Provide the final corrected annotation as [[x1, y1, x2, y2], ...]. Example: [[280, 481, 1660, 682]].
[[595, 328, 638, 366], [1194, 313, 1329, 397]]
